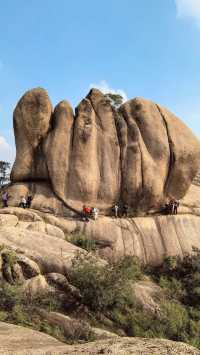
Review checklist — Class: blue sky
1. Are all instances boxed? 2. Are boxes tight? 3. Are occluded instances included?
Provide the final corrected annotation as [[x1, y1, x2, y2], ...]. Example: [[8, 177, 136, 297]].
[[0, 0, 200, 162]]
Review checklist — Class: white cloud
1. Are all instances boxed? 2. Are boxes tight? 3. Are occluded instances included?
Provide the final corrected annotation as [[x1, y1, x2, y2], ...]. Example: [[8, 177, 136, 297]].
[[0, 136, 15, 164], [89, 80, 128, 103], [175, 0, 200, 27]]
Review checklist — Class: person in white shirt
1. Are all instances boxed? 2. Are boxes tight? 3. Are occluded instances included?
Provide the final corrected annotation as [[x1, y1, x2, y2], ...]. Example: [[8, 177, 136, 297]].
[[20, 196, 27, 209]]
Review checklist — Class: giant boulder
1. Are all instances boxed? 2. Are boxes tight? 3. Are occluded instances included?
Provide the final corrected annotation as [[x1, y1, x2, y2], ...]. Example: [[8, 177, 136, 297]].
[[10, 88, 200, 215]]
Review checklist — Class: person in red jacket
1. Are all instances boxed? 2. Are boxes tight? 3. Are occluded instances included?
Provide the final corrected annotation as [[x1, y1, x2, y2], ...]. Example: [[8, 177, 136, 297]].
[[82, 205, 91, 222]]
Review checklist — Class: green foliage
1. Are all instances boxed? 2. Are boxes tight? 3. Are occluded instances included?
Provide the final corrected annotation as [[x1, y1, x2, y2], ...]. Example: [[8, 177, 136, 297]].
[[67, 233, 97, 252], [2, 250, 18, 267], [148, 248, 200, 307], [2, 250, 200, 348], [68, 250, 200, 349], [69, 253, 142, 313], [104, 93, 124, 108], [0, 283, 23, 312]]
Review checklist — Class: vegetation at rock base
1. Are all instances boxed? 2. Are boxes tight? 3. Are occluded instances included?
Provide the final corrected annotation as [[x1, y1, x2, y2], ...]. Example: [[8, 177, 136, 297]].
[[1, 250, 200, 348], [69, 253, 142, 313], [66, 233, 97, 252]]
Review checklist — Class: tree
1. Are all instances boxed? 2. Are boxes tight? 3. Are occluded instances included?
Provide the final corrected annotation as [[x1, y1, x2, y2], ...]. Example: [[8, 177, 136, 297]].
[[0, 161, 11, 187], [104, 93, 124, 109]]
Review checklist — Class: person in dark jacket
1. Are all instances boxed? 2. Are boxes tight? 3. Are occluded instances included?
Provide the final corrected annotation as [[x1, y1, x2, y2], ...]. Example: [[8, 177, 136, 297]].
[[26, 195, 33, 208], [2, 191, 9, 207], [173, 200, 179, 215]]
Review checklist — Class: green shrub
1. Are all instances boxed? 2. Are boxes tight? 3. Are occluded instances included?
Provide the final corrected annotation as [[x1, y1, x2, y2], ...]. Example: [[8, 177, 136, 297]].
[[69, 253, 142, 313], [0, 283, 23, 312], [67, 233, 97, 251]]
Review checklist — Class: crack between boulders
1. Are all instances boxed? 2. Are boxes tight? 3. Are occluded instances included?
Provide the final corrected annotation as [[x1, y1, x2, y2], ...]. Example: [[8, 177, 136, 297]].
[[45, 158, 82, 217], [156, 104, 175, 196], [116, 108, 128, 204]]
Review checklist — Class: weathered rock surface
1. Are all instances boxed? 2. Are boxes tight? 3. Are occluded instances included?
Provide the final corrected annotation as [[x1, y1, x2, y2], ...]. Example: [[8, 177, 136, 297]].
[[0, 214, 18, 227], [1, 196, 200, 266], [11, 88, 52, 182], [9, 87, 200, 215], [46, 212, 200, 265], [0, 224, 83, 274], [0, 322, 199, 355], [23, 274, 51, 295]]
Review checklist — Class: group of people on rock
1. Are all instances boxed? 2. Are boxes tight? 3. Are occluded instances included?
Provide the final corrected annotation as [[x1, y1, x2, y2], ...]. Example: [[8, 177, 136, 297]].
[[82, 205, 99, 222], [1, 189, 180, 219], [164, 199, 179, 215], [1, 192, 33, 209], [82, 203, 129, 222], [112, 204, 128, 218]]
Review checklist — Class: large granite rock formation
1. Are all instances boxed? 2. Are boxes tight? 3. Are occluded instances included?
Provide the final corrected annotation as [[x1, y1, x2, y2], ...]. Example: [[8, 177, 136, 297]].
[[10, 87, 200, 215]]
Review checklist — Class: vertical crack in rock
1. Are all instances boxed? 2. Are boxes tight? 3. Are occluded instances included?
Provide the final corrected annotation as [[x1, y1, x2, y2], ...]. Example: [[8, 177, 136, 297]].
[[115, 108, 128, 204], [119, 103, 143, 208], [156, 104, 175, 196], [129, 218, 147, 264], [154, 216, 168, 256]]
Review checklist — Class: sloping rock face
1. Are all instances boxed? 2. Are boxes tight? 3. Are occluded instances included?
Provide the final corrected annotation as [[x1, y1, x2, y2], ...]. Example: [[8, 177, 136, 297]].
[[10, 87, 200, 215], [0, 322, 199, 355], [47, 212, 200, 264]]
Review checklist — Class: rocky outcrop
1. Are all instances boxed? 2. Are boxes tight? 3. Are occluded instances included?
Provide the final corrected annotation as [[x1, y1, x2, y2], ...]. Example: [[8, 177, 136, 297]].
[[0, 322, 199, 355], [1, 193, 200, 269], [9, 87, 200, 215], [0, 219, 83, 275]]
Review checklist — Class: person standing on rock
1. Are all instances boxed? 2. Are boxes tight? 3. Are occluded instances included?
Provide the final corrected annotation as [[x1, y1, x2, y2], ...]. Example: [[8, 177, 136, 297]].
[[20, 196, 27, 209], [26, 195, 33, 208], [169, 199, 174, 215], [82, 205, 90, 222], [114, 204, 119, 218], [174, 200, 179, 215], [2, 191, 9, 207], [92, 207, 99, 220]]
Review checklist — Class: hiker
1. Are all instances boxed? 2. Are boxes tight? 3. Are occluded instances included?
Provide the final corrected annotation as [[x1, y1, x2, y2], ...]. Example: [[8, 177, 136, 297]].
[[26, 195, 33, 208], [113, 204, 119, 218], [2, 191, 8, 208], [92, 207, 99, 221], [122, 204, 128, 218], [173, 200, 179, 215], [169, 199, 174, 215], [82, 205, 91, 222], [19, 196, 27, 209]]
